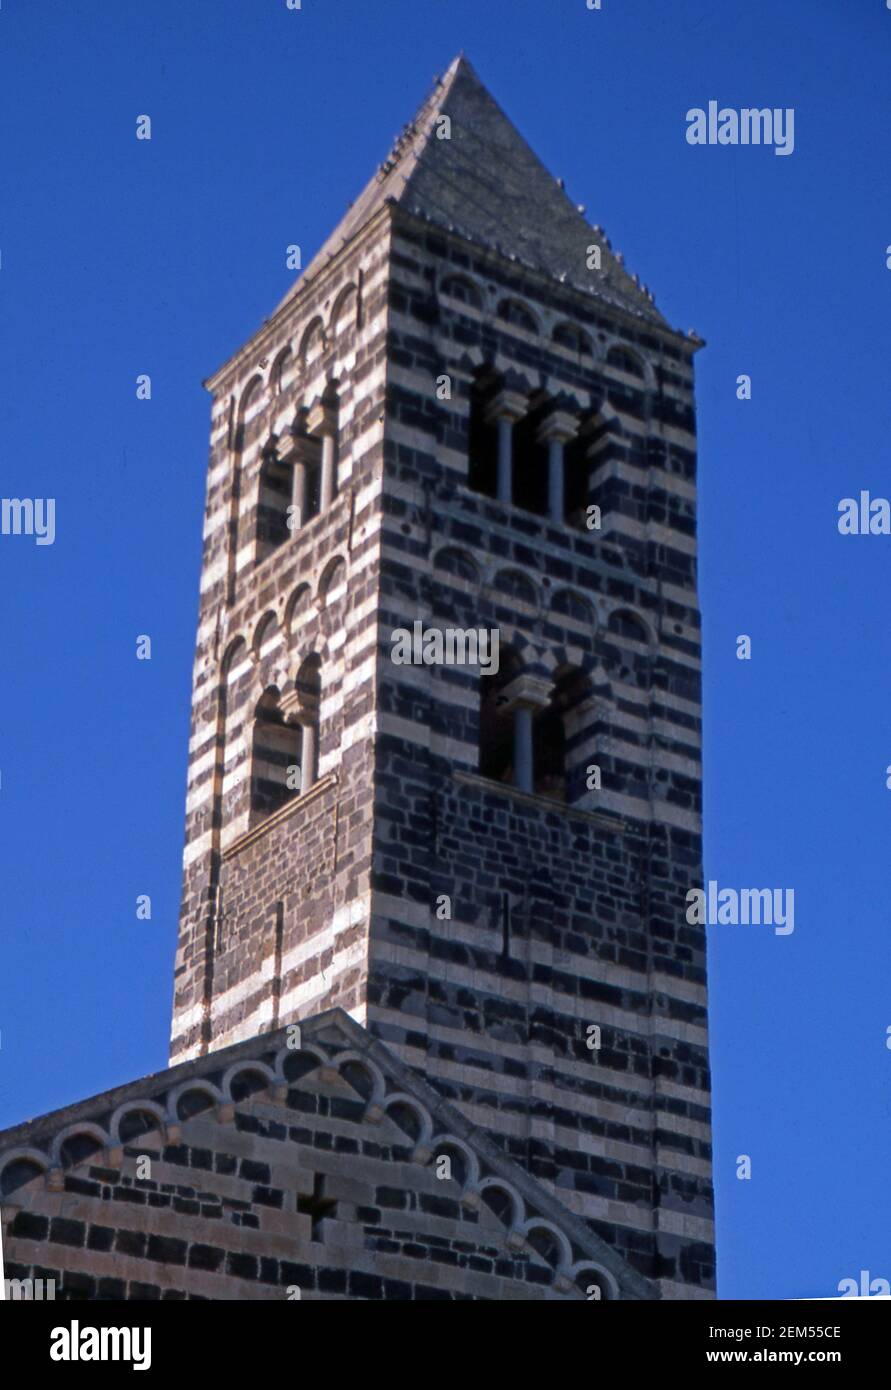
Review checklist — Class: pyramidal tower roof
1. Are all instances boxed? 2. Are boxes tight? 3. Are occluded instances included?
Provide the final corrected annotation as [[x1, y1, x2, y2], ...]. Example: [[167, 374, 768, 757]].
[[276, 55, 668, 328]]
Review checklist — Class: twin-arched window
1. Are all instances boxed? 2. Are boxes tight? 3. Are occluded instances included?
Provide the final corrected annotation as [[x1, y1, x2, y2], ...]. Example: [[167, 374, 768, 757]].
[[249, 656, 322, 820]]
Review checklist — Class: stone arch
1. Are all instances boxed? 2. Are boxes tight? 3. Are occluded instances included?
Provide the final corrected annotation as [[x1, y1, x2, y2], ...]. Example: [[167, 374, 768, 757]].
[[51, 1123, 108, 1169], [440, 273, 484, 309], [284, 583, 313, 640], [550, 588, 596, 631], [318, 554, 347, 608], [496, 297, 539, 334], [275, 1042, 329, 1083], [607, 607, 654, 645], [0, 1148, 49, 1196], [432, 545, 480, 586], [520, 1217, 573, 1273], [569, 1260, 619, 1300], [476, 1176, 523, 1230], [170, 1080, 223, 1122], [300, 317, 327, 368], [222, 634, 249, 681], [109, 1100, 165, 1146], [606, 342, 650, 384], [334, 1052, 386, 1107], [383, 1093, 433, 1148], [221, 1061, 275, 1102], [553, 321, 592, 355], [270, 346, 293, 396], [429, 1135, 480, 1190], [490, 568, 540, 614], [235, 374, 265, 452], [252, 610, 280, 661], [329, 283, 358, 337]]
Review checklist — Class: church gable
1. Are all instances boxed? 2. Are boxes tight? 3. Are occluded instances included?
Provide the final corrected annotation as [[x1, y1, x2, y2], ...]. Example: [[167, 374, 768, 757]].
[[0, 1010, 653, 1300]]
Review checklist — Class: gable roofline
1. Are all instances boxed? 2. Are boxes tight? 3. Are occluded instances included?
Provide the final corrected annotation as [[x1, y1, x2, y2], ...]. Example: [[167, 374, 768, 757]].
[[0, 1007, 657, 1300]]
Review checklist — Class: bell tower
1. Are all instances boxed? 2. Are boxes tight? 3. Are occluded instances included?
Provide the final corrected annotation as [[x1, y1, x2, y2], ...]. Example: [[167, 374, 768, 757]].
[[171, 55, 715, 1299]]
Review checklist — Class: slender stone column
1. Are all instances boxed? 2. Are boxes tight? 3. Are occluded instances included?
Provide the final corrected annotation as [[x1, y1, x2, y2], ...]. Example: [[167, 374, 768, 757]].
[[537, 410, 578, 524], [300, 721, 317, 792], [291, 459, 306, 531], [320, 433, 336, 511], [499, 672, 554, 795], [274, 426, 317, 534], [513, 705, 534, 794], [307, 401, 338, 512], [484, 389, 527, 506]]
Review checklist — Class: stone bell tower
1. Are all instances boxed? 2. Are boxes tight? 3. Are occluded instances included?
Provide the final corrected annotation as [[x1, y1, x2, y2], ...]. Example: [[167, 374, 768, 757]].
[[170, 54, 715, 1299]]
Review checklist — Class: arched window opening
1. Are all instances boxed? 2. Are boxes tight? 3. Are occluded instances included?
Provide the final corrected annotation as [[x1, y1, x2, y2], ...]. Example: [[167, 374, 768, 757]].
[[479, 645, 524, 785], [251, 689, 301, 819], [467, 373, 500, 499], [256, 443, 292, 560], [512, 398, 550, 517]]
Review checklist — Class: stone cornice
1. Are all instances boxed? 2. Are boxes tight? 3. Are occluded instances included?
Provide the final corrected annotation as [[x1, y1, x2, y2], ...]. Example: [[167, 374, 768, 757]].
[[221, 772, 338, 861], [454, 769, 627, 832]]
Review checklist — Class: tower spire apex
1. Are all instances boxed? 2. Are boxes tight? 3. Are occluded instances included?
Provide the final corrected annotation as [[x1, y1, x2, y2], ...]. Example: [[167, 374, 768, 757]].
[[274, 55, 664, 326]]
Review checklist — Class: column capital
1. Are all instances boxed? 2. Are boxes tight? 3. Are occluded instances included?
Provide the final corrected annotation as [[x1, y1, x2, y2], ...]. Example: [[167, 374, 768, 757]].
[[306, 401, 337, 438], [289, 432, 322, 468], [500, 672, 553, 712], [484, 388, 527, 426], [537, 410, 579, 445]]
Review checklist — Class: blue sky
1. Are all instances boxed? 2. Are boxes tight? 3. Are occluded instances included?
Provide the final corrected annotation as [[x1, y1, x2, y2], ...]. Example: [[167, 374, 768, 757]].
[[1, 0, 889, 1300]]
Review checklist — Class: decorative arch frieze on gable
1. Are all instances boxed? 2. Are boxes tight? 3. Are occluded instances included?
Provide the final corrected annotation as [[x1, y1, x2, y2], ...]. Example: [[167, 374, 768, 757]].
[[0, 1009, 655, 1301]]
